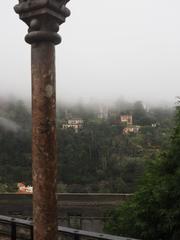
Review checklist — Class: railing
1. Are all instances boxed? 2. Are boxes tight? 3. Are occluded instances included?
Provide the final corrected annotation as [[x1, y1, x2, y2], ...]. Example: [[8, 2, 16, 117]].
[[0, 215, 138, 240]]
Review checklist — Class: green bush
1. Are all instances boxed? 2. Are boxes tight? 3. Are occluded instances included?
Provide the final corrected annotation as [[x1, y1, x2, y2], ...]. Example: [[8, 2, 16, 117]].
[[105, 105, 180, 240]]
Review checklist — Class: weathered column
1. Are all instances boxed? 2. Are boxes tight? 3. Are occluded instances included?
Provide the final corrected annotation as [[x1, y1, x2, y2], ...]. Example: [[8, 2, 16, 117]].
[[14, 1, 70, 240]]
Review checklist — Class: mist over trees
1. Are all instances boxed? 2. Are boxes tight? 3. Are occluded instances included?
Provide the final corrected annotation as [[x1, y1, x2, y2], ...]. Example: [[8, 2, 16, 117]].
[[0, 98, 174, 193]]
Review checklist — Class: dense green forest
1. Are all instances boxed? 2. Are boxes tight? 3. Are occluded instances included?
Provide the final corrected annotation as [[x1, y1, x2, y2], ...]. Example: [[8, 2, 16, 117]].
[[0, 99, 174, 193], [105, 104, 180, 240]]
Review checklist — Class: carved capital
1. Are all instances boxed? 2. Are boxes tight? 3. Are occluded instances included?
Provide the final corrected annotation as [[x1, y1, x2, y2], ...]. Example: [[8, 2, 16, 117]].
[[14, 0, 70, 45]]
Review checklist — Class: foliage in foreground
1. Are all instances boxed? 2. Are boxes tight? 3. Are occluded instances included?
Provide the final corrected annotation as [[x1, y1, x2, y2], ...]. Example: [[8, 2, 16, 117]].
[[105, 106, 180, 240]]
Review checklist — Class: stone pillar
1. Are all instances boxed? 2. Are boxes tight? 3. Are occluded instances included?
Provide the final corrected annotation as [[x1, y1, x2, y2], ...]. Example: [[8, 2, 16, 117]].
[[14, 1, 70, 240]]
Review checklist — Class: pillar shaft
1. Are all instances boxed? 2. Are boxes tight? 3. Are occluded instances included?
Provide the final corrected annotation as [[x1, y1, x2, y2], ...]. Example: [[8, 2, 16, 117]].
[[32, 42, 57, 240]]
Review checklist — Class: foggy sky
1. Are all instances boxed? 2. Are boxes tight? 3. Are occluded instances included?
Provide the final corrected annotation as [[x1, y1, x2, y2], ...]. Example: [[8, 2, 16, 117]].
[[1, 1, 180, 104]]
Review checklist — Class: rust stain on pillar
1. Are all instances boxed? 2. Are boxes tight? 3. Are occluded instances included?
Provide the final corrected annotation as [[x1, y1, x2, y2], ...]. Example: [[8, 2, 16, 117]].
[[14, 1, 70, 240]]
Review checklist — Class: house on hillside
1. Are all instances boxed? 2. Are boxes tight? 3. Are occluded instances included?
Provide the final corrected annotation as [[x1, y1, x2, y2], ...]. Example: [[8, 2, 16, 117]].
[[97, 105, 109, 119], [120, 115, 133, 125], [62, 118, 84, 133], [17, 183, 33, 194], [120, 114, 141, 134], [123, 125, 140, 135]]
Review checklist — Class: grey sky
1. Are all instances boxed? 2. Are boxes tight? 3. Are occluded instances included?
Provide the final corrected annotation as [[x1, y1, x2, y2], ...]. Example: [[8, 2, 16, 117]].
[[1, 1, 180, 104]]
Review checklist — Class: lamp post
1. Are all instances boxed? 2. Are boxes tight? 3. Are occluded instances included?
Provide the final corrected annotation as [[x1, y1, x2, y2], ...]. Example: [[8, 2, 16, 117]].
[[14, 1, 70, 240]]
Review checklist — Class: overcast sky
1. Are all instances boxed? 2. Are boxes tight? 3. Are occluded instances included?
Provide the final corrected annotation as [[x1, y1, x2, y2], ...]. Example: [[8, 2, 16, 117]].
[[1, 1, 180, 104]]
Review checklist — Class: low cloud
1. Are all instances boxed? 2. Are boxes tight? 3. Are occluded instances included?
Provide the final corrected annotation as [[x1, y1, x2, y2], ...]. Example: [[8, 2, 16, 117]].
[[0, 117, 20, 132]]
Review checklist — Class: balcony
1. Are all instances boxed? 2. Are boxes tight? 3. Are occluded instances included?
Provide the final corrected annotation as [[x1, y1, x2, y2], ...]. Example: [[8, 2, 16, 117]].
[[0, 215, 138, 240]]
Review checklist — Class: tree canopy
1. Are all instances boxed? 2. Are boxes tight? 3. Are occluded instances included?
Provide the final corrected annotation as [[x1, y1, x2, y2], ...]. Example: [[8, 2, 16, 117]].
[[0, 99, 174, 193], [105, 105, 180, 240]]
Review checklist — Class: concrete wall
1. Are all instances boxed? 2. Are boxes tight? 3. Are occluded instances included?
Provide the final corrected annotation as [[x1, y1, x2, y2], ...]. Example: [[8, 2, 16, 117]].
[[0, 193, 132, 233]]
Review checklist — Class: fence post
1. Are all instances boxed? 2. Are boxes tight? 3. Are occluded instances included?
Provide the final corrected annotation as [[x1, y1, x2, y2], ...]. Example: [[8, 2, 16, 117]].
[[74, 234, 80, 240], [11, 222, 16, 240], [31, 225, 33, 240]]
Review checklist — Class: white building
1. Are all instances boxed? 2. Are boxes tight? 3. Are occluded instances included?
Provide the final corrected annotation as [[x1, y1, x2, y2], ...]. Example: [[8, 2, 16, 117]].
[[123, 125, 140, 135], [62, 118, 84, 133]]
